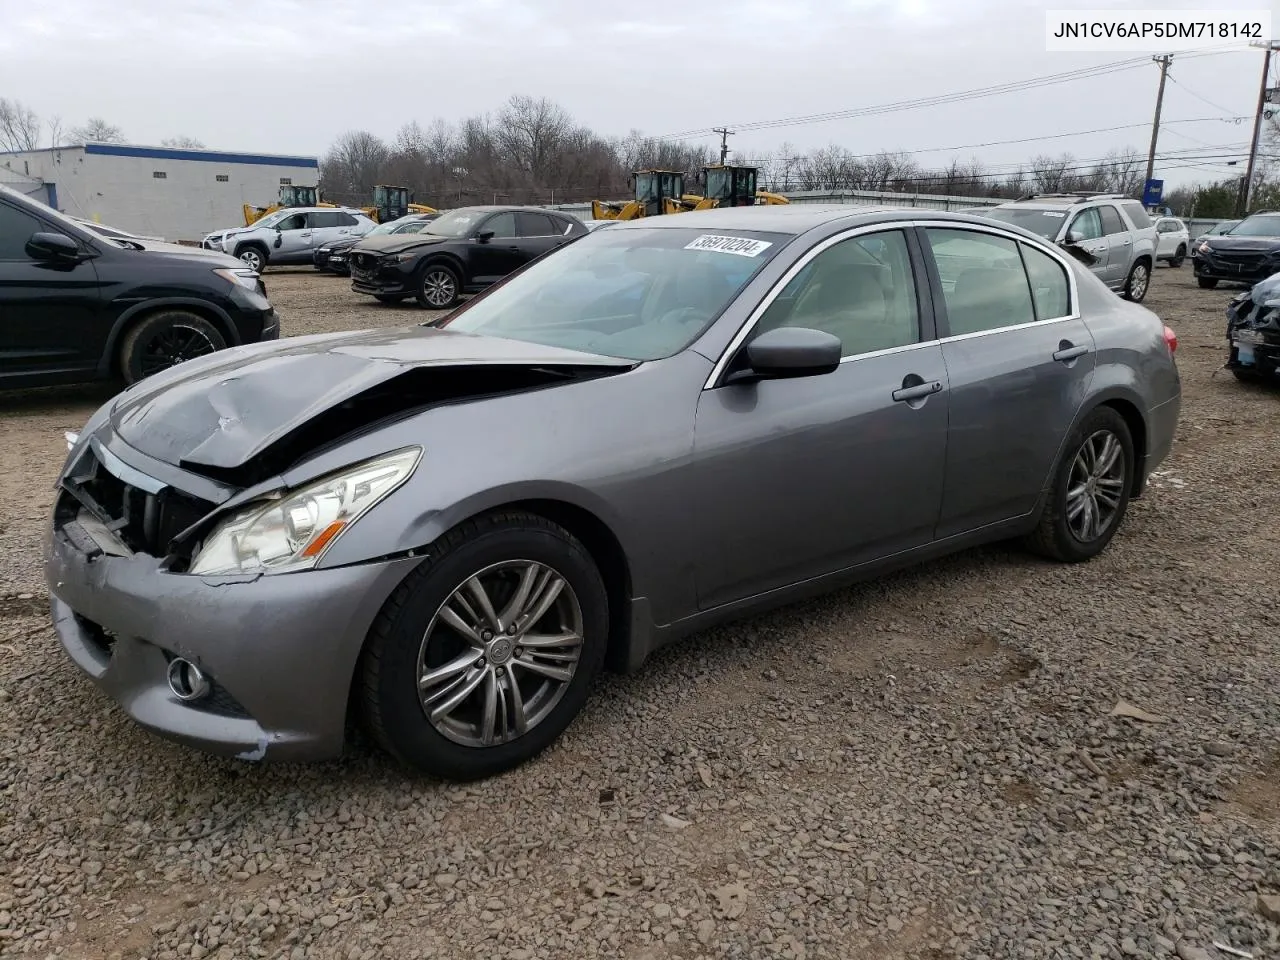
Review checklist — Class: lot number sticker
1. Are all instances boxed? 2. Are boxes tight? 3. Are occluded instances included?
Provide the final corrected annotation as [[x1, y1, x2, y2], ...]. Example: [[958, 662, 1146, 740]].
[[685, 235, 773, 257]]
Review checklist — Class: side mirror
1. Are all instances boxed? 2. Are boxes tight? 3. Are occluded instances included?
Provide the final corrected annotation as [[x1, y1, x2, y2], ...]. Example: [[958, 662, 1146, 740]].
[[476, 230, 494, 243], [1065, 228, 1085, 245], [725, 327, 842, 384], [26, 232, 83, 262]]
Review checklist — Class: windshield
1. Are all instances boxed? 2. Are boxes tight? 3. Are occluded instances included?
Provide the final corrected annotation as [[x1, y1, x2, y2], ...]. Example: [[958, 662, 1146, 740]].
[[1225, 214, 1280, 237], [440, 226, 789, 361], [393, 220, 432, 234], [1213, 221, 1239, 234], [252, 211, 289, 230], [706, 168, 731, 200], [425, 209, 486, 237], [980, 207, 1067, 240]]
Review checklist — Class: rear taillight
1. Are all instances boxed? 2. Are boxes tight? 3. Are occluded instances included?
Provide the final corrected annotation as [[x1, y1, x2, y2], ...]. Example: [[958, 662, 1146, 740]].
[[1163, 325, 1178, 353]]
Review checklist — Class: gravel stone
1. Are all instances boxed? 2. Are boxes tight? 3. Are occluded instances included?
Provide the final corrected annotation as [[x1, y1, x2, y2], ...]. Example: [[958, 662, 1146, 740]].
[[1, 270, 1278, 959]]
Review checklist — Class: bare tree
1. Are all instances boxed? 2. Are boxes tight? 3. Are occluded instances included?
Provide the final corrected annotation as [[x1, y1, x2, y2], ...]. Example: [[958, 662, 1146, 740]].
[[319, 130, 390, 203], [69, 117, 125, 144], [0, 98, 41, 152], [47, 115, 64, 148], [161, 136, 205, 148], [1029, 153, 1075, 193]]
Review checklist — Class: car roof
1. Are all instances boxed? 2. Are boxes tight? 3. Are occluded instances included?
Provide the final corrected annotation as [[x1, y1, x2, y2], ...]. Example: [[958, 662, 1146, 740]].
[[447, 205, 575, 216], [599, 204, 1037, 236]]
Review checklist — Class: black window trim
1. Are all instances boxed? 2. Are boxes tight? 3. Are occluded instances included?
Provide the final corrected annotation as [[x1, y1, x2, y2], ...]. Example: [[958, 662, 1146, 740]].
[[910, 221, 1079, 343]]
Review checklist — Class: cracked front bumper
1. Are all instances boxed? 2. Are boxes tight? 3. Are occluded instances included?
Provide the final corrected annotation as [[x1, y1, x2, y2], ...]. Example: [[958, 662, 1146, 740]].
[[45, 522, 421, 762]]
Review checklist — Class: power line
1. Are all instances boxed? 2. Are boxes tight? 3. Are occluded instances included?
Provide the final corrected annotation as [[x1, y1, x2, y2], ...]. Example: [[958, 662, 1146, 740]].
[[652, 46, 1247, 141], [1165, 73, 1242, 117]]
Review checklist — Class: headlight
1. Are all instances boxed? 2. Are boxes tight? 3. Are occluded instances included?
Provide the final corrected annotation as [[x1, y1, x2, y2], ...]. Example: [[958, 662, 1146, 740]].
[[214, 267, 261, 290], [188, 446, 421, 576]]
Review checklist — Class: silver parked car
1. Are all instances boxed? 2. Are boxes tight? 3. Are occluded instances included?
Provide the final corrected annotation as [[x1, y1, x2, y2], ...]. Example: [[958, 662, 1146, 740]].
[[980, 193, 1159, 302], [202, 206, 376, 272], [47, 205, 1181, 781]]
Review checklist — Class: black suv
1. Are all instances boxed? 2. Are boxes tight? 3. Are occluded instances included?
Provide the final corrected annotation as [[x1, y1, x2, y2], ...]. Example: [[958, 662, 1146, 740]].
[[0, 184, 279, 390], [349, 205, 587, 308], [1193, 210, 1280, 289]]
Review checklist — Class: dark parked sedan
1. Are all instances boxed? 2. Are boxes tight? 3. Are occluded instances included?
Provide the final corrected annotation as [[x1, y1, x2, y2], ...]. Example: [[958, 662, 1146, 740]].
[[1193, 211, 1280, 288], [349, 205, 586, 307], [314, 213, 440, 275], [0, 184, 278, 389], [47, 205, 1181, 781]]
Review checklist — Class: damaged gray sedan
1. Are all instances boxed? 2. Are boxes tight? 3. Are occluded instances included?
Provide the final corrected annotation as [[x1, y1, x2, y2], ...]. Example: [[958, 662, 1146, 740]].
[[46, 205, 1182, 781]]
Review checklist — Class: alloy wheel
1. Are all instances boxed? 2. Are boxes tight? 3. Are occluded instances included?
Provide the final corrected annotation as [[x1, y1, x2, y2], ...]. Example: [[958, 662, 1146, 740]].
[[416, 560, 584, 748], [421, 269, 456, 308], [1128, 264, 1149, 300], [239, 249, 263, 271], [139, 324, 219, 376], [1066, 429, 1126, 543]]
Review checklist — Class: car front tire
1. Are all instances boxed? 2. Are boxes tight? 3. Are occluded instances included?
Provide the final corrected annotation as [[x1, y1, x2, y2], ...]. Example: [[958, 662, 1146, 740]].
[[1025, 405, 1134, 564], [359, 511, 608, 781], [416, 263, 461, 309], [1168, 244, 1186, 268], [235, 245, 267, 272], [119, 310, 226, 385]]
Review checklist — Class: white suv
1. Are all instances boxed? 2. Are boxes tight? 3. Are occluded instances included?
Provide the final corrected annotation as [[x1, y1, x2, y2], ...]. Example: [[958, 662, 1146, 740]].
[[980, 193, 1159, 302], [1153, 216, 1190, 268], [202, 207, 376, 272]]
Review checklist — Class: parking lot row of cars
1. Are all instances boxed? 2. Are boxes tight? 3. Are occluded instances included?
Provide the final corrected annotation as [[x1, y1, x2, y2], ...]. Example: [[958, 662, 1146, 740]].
[[3, 181, 1276, 394]]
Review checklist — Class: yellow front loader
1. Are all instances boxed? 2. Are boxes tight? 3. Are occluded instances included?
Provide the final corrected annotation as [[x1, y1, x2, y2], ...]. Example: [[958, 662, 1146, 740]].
[[364, 185, 440, 223], [242, 184, 335, 227], [674, 165, 791, 211], [591, 170, 692, 220]]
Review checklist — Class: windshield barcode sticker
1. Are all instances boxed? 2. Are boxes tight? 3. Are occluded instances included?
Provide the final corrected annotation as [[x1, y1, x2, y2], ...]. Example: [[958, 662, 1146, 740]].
[[684, 235, 773, 257]]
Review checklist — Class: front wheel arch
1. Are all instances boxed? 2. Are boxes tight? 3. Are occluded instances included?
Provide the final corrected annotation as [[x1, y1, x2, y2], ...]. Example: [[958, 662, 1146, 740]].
[[98, 298, 238, 379]]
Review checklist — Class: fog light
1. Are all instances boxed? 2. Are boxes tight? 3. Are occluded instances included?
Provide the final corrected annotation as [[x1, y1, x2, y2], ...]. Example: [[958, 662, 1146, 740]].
[[167, 658, 211, 702]]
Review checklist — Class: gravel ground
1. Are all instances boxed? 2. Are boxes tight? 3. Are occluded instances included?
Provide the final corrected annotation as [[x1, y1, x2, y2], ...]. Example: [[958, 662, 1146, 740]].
[[1, 265, 1278, 960]]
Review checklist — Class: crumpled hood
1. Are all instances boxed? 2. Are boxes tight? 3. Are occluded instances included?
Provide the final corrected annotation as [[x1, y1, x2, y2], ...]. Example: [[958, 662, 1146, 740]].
[[352, 234, 449, 256], [1202, 236, 1280, 254], [107, 325, 630, 474]]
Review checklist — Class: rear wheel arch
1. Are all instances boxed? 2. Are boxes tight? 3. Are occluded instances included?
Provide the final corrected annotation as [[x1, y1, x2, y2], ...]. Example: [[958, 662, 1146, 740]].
[[1097, 397, 1148, 497]]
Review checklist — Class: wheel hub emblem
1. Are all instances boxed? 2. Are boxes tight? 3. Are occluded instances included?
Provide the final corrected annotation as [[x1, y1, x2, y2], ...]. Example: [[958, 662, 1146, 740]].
[[488, 638, 514, 664]]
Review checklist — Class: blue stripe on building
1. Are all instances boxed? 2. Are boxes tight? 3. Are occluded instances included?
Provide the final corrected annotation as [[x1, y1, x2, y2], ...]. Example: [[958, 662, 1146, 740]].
[[83, 143, 318, 168]]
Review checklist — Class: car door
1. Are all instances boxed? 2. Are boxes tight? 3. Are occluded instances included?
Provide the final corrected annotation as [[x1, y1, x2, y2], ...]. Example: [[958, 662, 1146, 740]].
[[1155, 218, 1176, 258], [469, 211, 522, 284], [919, 224, 1095, 540], [1062, 206, 1111, 285], [1098, 203, 1132, 282], [309, 210, 344, 246], [270, 212, 312, 262], [0, 198, 104, 379], [691, 226, 949, 609]]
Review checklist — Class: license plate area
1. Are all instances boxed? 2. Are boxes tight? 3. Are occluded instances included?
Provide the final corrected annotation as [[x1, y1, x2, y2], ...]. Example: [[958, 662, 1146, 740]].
[[1235, 342, 1256, 365]]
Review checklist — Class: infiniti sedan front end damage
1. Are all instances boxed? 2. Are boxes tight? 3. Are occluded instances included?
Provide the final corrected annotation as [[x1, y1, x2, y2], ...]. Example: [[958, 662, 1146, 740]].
[[1226, 272, 1280, 380]]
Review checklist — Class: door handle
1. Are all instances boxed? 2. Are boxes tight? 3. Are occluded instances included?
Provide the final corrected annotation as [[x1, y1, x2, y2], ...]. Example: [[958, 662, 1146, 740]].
[[300, 231, 312, 237], [1052, 342, 1089, 362], [507, 245, 520, 251], [892, 379, 943, 402]]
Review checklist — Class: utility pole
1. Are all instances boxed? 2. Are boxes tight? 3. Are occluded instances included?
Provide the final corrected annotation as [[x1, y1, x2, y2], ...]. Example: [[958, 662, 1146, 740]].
[[713, 127, 733, 164], [1239, 40, 1280, 217], [1145, 54, 1173, 188]]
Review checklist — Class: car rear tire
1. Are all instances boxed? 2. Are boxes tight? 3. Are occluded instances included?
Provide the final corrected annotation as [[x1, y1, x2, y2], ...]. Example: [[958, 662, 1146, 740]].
[[1198, 277, 1219, 289], [235, 245, 267, 272], [119, 310, 226, 385], [1168, 245, 1186, 268], [416, 263, 461, 309], [1122, 260, 1150, 302], [359, 511, 608, 781], [1024, 405, 1134, 564], [375, 294, 406, 304]]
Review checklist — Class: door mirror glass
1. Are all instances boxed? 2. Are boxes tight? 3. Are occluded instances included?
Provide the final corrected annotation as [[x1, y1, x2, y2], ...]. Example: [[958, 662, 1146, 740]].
[[728, 327, 842, 384], [26, 232, 82, 262]]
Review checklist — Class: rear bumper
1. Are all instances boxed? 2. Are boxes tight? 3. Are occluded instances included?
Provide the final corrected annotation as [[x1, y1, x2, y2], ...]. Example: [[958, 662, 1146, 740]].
[[1144, 394, 1180, 481]]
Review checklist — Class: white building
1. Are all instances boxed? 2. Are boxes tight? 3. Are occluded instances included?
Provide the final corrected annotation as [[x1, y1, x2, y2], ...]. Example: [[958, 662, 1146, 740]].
[[0, 141, 319, 241]]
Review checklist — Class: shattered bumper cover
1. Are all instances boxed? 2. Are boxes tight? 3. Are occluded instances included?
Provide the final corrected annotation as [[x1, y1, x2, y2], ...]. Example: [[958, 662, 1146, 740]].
[[1226, 277, 1280, 378], [44, 433, 422, 762]]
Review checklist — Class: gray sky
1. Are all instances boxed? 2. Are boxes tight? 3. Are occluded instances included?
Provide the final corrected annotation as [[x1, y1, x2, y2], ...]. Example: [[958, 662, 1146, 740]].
[[0, 0, 1273, 190]]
